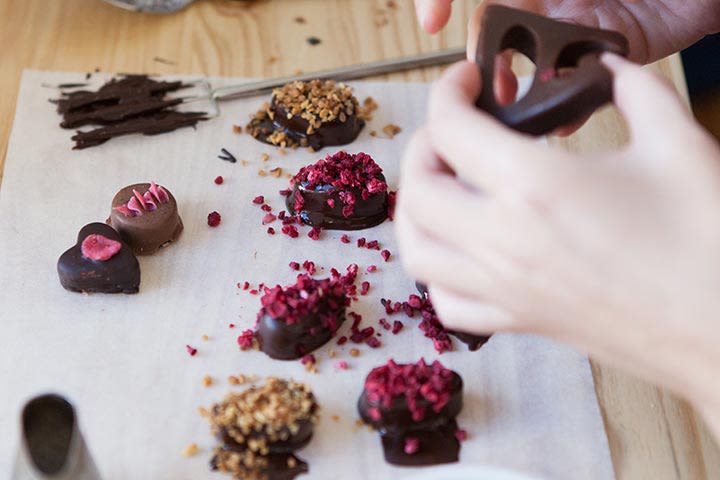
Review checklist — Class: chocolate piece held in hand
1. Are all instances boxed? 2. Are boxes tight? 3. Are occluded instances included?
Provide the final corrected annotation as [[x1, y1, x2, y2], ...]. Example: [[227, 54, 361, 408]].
[[107, 181, 183, 255], [247, 80, 365, 150], [256, 274, 348, 360], [475, 5, 628, 135], [287, 151, 389, 230], [415, 282, 492, 351], [57, 222, 140, 294], [205, 378, 319, 480], [358, 359, 464, 466]]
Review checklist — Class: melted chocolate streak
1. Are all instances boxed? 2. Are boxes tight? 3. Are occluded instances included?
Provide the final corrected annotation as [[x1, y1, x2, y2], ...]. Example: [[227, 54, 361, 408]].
[[53, 75, 208, 149]]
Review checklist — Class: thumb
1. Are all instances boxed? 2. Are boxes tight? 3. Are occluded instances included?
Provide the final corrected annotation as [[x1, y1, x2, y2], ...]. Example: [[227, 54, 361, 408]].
[[414, 0, 453, 34]]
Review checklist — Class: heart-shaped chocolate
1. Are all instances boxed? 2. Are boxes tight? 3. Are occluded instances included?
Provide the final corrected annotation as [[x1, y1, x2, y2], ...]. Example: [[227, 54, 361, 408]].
[[475, 5, 629, 135], [57, 222, 140, 294]]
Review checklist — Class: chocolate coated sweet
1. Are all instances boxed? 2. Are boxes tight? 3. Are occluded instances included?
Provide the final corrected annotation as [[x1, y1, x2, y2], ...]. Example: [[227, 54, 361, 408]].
[[256, 275, 348, 360], [358, 359, 464, 466], [416, 282, 491, 351], [57, 223, 140, 294], [475, 5, 629, 135], [247, 80, 365, 150], [286, 151, 389, 231], [107, 182, 183, 255]]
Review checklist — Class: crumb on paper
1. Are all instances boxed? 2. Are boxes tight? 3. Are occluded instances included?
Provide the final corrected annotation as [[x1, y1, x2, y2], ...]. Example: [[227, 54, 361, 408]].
[[258, 169, 267, 177], [270, 167, 283, 178], [202, 334, 210, 341], [370, 130, 378, 137], [382, 123, 402, 138], [360, 97, 379, 121], [331, 415, 340, 422], [268, 55, 278, 64], [294, 16, 307, 24], [182, 443, 199, 457], [261, 153, 270, 162], [232, 124, 242, 134], [203, 375, 213, 387], [278, 147, 287, 156], [350, 348, 360, 357]]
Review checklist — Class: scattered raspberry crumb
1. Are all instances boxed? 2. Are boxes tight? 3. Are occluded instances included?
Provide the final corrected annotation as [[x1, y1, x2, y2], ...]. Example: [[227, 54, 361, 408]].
[[366, 240, 380, 250], [262, 213, 277, 224], [301, 353, 316, 365], [302, 260, 316, 275], [214, 175, 224, 185], [308, 227, 322, 241], [365, 336, 381, 348], [357, 237, 366, 247], [249, 289, 259, 295], [261, 204, 272, 212], [279, 189, 291, 197], [378, 318, 390, 330], [252, 195, 264, 205], [340, 234, 350, 244], [186, 345, 197, 356], [367, 265, 377, 273], [282, 225, 299, 238], [404, 437, 419, 455], [360, 281, 370, 295], [237, 330, 255, 350], [207, 211, 221, 227], [335, 360, 349, 370], [267, 227, 276, 235], [381, 249, 391, 262], [228, 323, 236, 328], [455, 429, 468, 442], [337, 336, 348, 345], [289, 261, 300, 270], [391, 320, 404, 334], [242, 281, 250, 290]]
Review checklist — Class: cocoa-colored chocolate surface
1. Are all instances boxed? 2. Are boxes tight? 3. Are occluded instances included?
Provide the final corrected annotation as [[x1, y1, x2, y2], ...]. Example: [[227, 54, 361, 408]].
[[256, 308, 346, 360], [53, 75, 207, 149], [57, 222, 140, 294], [475, 5, 628, 135], [287, 181, 388, 231], [107, 183, 183, 255], [249, 100, 365, 151]]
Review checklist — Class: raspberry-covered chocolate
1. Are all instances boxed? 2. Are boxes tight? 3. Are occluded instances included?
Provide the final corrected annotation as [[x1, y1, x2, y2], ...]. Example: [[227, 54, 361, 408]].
[[107, 181, 183, 255], [286, 151, 389, 230], [246, 80, 365, 151], [256, 274, 349, 360], [358, 359, 465, 466]]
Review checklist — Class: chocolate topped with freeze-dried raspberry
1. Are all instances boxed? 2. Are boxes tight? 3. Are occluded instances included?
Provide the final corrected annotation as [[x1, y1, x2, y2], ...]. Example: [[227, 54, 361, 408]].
[[107, 181, 183, 255], [358, 359, 464, 466], [256, 274, 349, 360], [57, 222, 140, 294], [205, 378, 319, 480], [246, 80, 365, 151], [286, 151, 389, 230], [415, 282, 492, 351]]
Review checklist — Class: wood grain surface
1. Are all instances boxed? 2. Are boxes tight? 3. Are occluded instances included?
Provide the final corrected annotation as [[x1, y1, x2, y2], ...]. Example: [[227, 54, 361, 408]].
[[0, 0, 718, 478]]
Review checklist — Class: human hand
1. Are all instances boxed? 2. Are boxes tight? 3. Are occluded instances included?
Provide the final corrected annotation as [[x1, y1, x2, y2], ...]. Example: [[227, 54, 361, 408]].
[[396, 55, 720, 437]]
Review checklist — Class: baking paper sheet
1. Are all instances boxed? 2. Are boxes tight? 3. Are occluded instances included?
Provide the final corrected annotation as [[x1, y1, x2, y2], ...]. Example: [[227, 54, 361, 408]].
[[0, 70, 614, 480]]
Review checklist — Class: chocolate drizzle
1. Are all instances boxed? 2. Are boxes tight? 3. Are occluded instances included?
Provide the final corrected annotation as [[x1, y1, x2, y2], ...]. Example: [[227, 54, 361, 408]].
[[53, 75, 207, 149]]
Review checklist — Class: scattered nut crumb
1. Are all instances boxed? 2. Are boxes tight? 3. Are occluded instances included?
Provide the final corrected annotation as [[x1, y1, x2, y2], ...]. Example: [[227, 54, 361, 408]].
[[240, 159, 248, 166], [294, 16, 306, 24], [331, 415, 340, 422], [197, 406, 209, 417], [203, 375, 213, 387], [268, 55, 278, 64], [261, 153, 270, 162], [327, 349, 336, 358], [382, 123, 402, 138], [182, 443, 199, 457], [278, 148, 287, 156], [370, 130, 377, 137], [258, 169, 267, 177], [232, 124, 242, 134], [350, 348, 360, 357], [201, 334, 210, 341], [270, 167, 283, 178]]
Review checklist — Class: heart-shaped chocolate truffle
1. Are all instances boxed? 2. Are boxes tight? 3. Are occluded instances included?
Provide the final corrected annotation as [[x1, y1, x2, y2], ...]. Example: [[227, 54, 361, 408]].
[[57, 222, 140, 294]]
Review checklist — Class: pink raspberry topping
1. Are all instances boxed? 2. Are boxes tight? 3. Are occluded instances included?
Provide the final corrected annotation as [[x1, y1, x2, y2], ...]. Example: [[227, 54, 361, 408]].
[[364, 358, 455, 422], [404, 437, 420, 455], [113, 181, 170, 217], [81, 234, 122, 261]]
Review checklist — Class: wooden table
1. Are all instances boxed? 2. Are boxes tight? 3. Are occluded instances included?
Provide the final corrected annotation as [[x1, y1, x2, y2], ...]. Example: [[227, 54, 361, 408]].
[[1, 0, 718, 478]]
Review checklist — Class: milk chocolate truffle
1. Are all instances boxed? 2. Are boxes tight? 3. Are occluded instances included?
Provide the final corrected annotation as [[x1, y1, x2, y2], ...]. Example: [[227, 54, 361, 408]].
[[416, 282, 491, 351], [206, 378, 319, 480], [358, 359, 464, 466], [107, 181, 183, 255], [286, 151, 388, 230], [57, 222, 140, 294], [256, 274, 348, 360], [246, 80, 365, 150]]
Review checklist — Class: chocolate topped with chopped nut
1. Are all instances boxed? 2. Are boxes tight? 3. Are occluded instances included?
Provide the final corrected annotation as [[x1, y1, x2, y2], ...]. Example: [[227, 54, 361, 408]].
[[206, 378, 319, 480], [247, 80, 365, 150], [286, 151, 389, 230], [358, 359, 465, 466]]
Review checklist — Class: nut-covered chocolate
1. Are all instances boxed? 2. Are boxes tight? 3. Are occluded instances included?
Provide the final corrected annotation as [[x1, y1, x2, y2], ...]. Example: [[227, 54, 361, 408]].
[[107, 181, 183, 255], [247, 80, 365, 150]]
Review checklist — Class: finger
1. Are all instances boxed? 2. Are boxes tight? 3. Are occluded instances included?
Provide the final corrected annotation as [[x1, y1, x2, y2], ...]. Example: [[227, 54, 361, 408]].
[[414, 0, 453, 34], [428, 284, 517, 333], [427, 61, 556, 193], [602, 53, 695, 146], [467, 1, 543, 58], [551, 114, 591, 137], [494, 51, 519, 105], [395, 206, 496, 300]]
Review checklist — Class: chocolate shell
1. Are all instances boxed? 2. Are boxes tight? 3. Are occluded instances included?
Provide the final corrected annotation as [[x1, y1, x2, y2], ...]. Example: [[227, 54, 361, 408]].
[[107, 182, 183, 255], [57, 222, 140, 294], [256, 307, 346, 360]]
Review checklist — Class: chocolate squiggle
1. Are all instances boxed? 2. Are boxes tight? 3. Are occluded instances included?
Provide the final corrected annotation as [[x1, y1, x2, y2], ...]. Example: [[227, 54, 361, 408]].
[[113, 181, 169, 217]]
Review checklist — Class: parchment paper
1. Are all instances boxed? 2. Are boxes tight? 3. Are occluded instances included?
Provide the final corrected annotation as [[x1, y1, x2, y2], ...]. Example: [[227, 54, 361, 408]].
[[0, 70, 614, 480]]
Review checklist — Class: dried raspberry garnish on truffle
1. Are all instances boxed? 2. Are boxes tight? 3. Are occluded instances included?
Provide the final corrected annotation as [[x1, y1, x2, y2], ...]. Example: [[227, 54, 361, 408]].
[[81, 234, 122, 261], [286, 151, 390, 230]]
